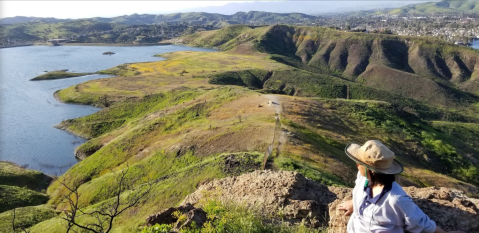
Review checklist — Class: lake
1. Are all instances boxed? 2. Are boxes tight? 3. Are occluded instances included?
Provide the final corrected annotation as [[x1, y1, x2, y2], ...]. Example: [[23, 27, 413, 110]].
[[472, 39, 479, 50], [0, 45, 216, 175]]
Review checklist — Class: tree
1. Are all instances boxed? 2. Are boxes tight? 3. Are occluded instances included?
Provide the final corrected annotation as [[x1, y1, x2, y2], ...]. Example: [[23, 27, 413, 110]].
[[11, 208, 30, 233], [58, 165, 152, 233], [98, 94, 110, 108]]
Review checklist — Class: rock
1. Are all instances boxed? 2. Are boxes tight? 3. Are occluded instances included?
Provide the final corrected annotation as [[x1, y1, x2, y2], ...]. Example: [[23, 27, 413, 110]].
[[182, 170, 348, 226], [146, 203, 206, 230], [146, 207, 178, 227], [403, 187, 479, 232], [174, 208, 208, 229]]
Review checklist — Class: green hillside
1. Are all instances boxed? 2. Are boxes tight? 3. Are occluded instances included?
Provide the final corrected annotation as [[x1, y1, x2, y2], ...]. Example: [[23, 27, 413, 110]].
[[185, 25, 479, 107], [0, 162, 53, 232], [386, 0, 479, 14], [7, 25, 479, 232]]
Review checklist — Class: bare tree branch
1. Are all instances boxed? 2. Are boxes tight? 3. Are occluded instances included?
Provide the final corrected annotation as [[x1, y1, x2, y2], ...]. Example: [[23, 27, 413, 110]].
[[58, 164, 152, 233], [12, 208, 16, 233]]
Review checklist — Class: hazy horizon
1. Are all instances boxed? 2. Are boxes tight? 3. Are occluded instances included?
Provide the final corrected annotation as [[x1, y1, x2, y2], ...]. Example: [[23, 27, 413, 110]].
[[0, 0, 437, 20]]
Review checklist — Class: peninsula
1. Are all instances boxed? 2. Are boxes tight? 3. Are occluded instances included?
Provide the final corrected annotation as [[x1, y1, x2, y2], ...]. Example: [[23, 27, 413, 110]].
[[30, 70, 94, 81]]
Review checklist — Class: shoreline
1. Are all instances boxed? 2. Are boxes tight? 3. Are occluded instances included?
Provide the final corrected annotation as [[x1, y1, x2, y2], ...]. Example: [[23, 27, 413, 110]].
[[0, 44, 34, 49]]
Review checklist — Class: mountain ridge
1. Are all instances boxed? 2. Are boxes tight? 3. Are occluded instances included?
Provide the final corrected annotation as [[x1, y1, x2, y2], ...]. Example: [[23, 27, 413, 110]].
[[0, 11, 318, 25], [182, 25, 479, 107]]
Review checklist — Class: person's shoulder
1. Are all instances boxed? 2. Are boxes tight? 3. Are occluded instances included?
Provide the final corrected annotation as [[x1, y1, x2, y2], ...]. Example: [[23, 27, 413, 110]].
[[387, 182, 411, 204]]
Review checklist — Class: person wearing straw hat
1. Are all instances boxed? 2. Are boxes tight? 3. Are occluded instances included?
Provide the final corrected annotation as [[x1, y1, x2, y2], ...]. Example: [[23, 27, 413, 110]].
[[337, 140, 465, 233]]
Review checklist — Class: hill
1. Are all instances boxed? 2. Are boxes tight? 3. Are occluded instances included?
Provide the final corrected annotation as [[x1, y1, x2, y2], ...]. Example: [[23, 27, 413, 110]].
[[183, 25, 479, 107], [386, 0, 479, 15], [10, 25, 479, 232], [0, 16, 72, 25], [0, 162, 54, 232]]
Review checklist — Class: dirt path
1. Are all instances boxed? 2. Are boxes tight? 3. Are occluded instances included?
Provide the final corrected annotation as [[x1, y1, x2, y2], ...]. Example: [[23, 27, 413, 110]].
[[264, 94, 282, 115], [264, 94, 288, 159]]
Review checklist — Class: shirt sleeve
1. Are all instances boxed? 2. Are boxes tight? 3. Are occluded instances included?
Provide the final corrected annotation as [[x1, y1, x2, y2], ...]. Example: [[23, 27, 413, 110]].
[[394, 195, 437, 233]]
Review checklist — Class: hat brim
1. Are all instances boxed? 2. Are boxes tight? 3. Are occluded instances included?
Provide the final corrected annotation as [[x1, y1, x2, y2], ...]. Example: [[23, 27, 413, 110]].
[[345, 143, 403, 175]]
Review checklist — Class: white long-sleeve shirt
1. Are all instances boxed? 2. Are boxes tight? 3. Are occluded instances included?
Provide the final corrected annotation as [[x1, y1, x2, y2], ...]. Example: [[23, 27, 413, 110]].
[[347, 172, 437, 233]]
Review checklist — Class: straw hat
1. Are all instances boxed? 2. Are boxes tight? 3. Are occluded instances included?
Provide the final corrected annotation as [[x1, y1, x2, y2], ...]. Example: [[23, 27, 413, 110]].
[[345, 140, 403, 174]]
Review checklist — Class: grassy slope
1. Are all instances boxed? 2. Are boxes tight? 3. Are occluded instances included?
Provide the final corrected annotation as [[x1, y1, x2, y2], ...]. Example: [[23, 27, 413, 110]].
[[187, 25, 479, 107], [0, 185, 49, 213], [57, 51, 286, 107], [34, 89, 479, 232], [0, 205, 57, 233], [0, 162, 52, 216], [28, 25, 479, 232], [0, 162, 52, 191]]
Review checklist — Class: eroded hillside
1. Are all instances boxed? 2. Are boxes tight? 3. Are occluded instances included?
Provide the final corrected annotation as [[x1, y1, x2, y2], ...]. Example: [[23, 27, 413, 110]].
[[184, 25, 479, 107]]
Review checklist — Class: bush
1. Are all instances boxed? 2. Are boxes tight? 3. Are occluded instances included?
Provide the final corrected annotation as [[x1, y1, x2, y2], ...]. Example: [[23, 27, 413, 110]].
[[142, 199, 326, 233]]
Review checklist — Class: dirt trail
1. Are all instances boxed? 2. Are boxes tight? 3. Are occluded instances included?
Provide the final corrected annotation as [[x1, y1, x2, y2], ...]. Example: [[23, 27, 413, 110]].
[[264, 95, 287, 157]]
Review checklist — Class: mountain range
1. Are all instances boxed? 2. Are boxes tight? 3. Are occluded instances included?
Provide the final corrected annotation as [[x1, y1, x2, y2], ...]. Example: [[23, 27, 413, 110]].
[[0, 11, 317, 25]]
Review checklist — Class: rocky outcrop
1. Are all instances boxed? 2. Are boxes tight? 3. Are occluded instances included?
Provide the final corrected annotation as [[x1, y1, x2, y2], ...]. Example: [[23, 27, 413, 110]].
[[146, 203, 207, 230], [182, 170, 350, 226], [181, 170, 478, 232]]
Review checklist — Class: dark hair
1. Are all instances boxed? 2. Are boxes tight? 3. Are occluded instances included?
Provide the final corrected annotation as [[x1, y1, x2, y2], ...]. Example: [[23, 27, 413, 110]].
[[368, 170, 395, 187]]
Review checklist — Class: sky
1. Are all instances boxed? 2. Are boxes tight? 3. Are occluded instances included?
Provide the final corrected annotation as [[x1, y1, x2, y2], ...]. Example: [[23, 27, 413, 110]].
[[0, 0, 436, 19], [0, 1, 246, 19]]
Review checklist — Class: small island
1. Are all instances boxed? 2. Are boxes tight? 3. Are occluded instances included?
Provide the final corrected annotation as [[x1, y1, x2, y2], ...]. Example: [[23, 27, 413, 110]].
[[30, 70, 93, 81]]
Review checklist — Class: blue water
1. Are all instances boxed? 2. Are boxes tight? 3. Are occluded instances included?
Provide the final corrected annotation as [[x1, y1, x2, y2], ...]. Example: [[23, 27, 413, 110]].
[[0, 45, 216, 175], [472, 39, 479, 50]]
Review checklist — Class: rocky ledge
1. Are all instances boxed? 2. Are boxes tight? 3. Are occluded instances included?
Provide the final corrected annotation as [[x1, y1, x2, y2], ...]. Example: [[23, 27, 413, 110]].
[[147, 170, 478, 232]]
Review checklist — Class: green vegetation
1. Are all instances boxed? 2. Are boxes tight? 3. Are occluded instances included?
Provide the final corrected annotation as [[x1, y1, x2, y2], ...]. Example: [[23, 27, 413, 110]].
[[0, 162, 52, 191], [30, 71, 93, 81], [186, 24, 479, 107], [0, 162, 52, 217], [0, 185, 49, 213], [311, 99, 479, 187], [142, 199, 325, 233], [18, 24, 479, 232], [48, 87, 248, 205], [0, 205, 57, 233], [60, 88, 200, 138], [208, 69, 270, 89], [276, 154, 345, 186], [33, 152, 261, 232]]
